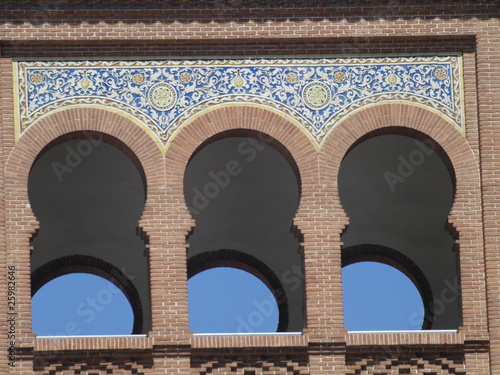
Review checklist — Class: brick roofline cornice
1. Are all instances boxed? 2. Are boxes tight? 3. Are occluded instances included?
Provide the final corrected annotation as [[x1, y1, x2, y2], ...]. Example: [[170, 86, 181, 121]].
[[1, 0, 498, 12]]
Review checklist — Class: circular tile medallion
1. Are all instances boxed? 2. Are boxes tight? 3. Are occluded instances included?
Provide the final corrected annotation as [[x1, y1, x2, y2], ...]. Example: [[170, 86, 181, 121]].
[[302, 81, 331, 110], [148, 83, 177, 111]]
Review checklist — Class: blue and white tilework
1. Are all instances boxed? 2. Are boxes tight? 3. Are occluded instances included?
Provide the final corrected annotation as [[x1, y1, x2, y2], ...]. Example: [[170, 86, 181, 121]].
[[16, 55, 464, 148]]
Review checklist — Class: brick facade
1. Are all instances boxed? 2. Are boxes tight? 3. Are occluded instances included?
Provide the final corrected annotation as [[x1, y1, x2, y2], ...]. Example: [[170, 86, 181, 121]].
[[1, 1, 499, 374]]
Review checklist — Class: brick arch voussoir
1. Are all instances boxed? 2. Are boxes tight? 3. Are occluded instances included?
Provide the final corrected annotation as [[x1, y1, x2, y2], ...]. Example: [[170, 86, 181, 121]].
[[321, 103, 479, 183], [5, 107, 165, 234], [168, 106, 316, 176], [166, 105, 318, 205], [322, 104, 480, 221]]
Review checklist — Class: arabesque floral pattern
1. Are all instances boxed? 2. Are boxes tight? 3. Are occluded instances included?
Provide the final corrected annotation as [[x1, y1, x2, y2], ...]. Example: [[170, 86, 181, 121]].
[[16, 55, 464, 147]]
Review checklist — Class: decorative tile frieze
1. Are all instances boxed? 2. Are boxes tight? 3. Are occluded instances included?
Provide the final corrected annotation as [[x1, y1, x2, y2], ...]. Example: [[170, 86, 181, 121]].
[[15, 55, 464, 150]]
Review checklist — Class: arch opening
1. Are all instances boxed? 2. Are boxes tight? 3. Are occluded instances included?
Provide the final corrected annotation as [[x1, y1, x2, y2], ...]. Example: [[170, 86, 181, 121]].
[[188, 267, 280, 334], [28, 132, 151, 334], [188, 249, 289, 332], [342, 261, 425, 331], [32, 272, 134, 336], [338, 132, 460, 330], [183, 133, 303, 332]]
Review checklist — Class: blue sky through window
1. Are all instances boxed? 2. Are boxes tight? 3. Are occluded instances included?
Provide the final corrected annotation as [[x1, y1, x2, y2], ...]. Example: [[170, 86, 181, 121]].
[[342, 262, 424, 331], [32, 273, 134, 336], [32, 263, 423, 336], [188, 267, 279, 334]]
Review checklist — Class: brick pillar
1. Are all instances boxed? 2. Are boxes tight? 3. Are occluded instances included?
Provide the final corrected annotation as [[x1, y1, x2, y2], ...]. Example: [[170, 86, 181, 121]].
[[144, 172, 193, 372], [0, 54, 9, 375], [0, 54, 8, 375], [477, 26, 500, 374], [297, 183, 347, 336], [295, 151, 348, 373], [2, 57, 37, 374]]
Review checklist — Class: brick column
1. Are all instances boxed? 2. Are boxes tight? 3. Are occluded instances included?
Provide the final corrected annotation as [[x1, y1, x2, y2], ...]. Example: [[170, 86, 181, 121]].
[[2, 56, 38, 375], [1, 54, 9, 374], [296, 179, 348, 336], [477, 25, 500, 374]]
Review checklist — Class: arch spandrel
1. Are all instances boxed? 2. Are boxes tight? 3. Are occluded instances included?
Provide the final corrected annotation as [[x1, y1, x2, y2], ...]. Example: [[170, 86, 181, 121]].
[[14, 55, 465, 154]]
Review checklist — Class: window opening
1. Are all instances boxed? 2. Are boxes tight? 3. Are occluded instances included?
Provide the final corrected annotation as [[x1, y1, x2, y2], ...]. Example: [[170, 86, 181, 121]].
[[188, 267, 279, 334], [29, 135, 150, 334], [184, 135, 303, 332], [342, 262, 424, 331], [32, 273, 134, 336], [338, 134, 459, 329]]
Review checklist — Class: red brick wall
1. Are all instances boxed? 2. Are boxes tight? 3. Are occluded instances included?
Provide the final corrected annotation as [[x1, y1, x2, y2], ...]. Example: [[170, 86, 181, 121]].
[[1, 1, 499, 374], [1, 56, 11, 374], [477, 24, 500, 375]]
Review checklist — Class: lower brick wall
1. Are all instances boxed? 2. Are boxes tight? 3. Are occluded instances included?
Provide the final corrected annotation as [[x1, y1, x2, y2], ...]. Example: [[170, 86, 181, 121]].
[[191, 349, 310, 375], [33, 351, 154, 375], [346, 348, 466, 375], [27, 345, 490, 375]]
